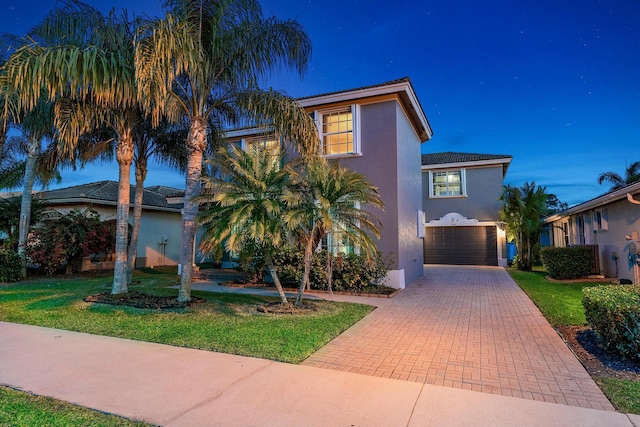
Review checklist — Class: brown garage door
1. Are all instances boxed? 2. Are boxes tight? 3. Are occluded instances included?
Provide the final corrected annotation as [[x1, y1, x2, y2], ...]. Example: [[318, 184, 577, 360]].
[[423, 226, 498, 265]]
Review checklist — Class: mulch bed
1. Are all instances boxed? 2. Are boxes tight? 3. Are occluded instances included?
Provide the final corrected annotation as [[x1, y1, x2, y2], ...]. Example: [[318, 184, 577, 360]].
[[84, 291, 205, 309], [557, 326, 640, 382]]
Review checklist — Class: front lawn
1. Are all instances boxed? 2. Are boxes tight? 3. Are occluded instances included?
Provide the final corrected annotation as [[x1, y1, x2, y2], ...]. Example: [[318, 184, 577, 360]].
[[508, 269, 601, 326], [508, 269, 640, 414], [0, 270, 373, 364]]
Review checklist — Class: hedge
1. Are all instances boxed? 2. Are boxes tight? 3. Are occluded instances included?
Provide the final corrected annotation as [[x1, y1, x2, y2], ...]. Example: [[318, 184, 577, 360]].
[[583, 285, 640, 362], [540, 246, 594, 279], [238, 247, 392, 292], [0, 249, 22, 283]]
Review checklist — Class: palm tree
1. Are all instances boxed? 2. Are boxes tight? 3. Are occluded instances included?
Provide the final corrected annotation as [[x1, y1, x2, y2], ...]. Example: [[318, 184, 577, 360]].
[[500, 182, 548, 271], [126, 121, 187, 285], [198, 144, 291, 304], [135, 0, 319, 302], [1, 2, 148, 292], [598, 161, 640, 191], [283, 157, 384, 305]]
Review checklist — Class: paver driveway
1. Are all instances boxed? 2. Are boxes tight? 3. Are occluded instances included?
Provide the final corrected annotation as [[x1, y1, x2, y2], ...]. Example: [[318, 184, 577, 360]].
[[303, 265, 614, 411]]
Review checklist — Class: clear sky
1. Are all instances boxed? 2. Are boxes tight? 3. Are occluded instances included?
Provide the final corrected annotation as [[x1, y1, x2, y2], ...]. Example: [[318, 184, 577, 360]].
[[3, 0, 640, 206]]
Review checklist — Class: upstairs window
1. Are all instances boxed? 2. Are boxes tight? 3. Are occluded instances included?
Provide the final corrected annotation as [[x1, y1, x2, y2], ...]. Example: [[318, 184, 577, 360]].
[[316, 105, 360, 157], [429, 169, 466, 197]]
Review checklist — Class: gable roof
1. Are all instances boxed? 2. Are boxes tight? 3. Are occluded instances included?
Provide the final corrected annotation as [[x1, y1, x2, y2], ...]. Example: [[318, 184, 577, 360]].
[[297, 77, 433, 142], [421, 152, 512, 176], [36, 181, 183, 212]]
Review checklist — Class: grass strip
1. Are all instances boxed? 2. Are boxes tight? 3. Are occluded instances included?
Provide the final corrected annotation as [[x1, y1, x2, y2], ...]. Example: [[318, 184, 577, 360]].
[[0, 386, 150, 427]]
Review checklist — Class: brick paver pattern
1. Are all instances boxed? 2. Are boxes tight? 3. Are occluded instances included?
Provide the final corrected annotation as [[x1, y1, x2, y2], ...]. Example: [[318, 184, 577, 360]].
[[303, 265, 614, 411]]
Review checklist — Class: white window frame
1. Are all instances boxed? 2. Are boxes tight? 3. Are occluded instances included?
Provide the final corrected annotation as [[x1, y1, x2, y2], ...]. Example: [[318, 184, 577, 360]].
[[428, 169, 467, 198], [315, 104, 361, 158], [593, 208, 608, 232]]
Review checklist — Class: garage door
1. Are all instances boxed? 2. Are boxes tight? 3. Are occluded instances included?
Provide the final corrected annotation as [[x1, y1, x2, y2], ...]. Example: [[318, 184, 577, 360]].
[[423, 226, 498, 266]]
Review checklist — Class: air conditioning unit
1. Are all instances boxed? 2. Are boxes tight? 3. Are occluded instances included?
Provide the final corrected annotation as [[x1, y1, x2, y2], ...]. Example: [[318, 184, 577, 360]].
[[629, 240, 640, 255]]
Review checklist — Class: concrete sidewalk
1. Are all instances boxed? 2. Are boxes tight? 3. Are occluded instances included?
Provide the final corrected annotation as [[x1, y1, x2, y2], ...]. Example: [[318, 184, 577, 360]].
[[1, 322, 639, 426]]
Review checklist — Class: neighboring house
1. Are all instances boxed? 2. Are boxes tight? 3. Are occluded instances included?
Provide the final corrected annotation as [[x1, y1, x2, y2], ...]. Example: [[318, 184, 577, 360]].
[[421, 152, 512, 266], [544, 181, 640, 284], [35, 181, 184, 270], [226, 77, 433, 288]]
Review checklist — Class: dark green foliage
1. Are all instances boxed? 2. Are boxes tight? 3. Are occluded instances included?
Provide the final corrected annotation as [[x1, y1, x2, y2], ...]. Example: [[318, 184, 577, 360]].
[[309, 250, 391, 292], [237, 247, 391, 292], [540, 247, 594, 279], [0, 197, 45, 250], [583, 285, 640, 362], [500, 182, 549, 271], [0, 249, 22, 282]]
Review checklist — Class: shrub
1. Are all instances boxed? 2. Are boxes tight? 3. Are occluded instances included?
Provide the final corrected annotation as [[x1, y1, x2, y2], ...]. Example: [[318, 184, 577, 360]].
[[27, 209, 115, 276], [0, 249, 21, 282], [308, 250, 391, 293], [583, 285, 640, 362], [235, 247, 392, 292], [540, 246, 594, 279]]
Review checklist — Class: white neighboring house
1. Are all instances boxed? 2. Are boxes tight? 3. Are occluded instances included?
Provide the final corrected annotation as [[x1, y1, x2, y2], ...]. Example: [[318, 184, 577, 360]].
[[544, 181, 640, 284], [35, 181, 184, 270]]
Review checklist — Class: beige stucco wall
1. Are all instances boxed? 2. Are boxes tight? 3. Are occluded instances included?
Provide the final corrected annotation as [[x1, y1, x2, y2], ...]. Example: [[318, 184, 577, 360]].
[[43, 203, 182, 268], [548, 196, 640, 282]]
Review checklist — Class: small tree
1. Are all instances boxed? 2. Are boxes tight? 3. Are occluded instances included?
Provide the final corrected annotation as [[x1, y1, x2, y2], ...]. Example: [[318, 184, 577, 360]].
[[198, 144, 291, 305], [27, 209, 115, 276], [500, 182, 548, 271], [283, 157, 384, 304]]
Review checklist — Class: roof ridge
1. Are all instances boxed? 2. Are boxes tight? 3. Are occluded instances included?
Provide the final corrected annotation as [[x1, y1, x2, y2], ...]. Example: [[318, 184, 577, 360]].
[[296, 76, 411, 101]]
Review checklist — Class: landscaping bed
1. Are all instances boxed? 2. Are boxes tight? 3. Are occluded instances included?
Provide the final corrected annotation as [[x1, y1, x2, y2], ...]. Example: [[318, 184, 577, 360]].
[[219, 281, 399, 298], [558, 326, 640, 382]]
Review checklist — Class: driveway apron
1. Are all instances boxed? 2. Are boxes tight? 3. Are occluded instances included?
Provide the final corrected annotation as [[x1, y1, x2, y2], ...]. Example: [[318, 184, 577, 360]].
[[303, 265, 614, 411]]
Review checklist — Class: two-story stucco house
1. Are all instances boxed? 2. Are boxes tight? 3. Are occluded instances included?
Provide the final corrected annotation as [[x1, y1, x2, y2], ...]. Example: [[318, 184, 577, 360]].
[[226, 77, 433, 288], [421, 152, 512, 266], [544, 181, 640, 284]]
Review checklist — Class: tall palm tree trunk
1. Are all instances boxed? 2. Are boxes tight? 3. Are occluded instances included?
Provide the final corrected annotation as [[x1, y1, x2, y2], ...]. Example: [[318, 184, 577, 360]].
[[127, 157, 147, 285], [112, 135, 134, 294], [266, 260, 289, 305], [17, 136, 40, 278], [179, 116, 206, 302]]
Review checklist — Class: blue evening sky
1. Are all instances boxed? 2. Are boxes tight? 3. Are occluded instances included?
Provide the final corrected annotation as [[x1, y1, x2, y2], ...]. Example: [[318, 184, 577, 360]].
[[3, 0, 640, 206]]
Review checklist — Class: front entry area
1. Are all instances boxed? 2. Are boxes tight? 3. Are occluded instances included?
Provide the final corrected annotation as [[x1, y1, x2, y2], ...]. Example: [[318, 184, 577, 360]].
[[423, 225, 498, 265]]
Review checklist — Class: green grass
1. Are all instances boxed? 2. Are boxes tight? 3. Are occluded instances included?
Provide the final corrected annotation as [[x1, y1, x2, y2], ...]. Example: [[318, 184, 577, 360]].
[[509, 268, 640, 414], [0, 386, 150, 427], [507, 269, 603, 326], [0, 270, 373, 364], [596, 378, 640, 414]]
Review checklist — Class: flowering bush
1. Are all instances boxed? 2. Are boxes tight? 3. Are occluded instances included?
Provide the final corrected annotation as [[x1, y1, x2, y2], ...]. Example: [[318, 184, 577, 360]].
[[27, 209, 115, 276]]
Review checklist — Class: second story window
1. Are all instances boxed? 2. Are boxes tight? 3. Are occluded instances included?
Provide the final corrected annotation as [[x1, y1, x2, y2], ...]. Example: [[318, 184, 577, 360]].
[[316, 105, 360, 157], [429, 169, 466, 197]]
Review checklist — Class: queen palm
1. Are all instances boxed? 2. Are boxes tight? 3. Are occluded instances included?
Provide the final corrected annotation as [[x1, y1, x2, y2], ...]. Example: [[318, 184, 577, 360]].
[[598, 161, 640, 191], [1, 2, 145, 292], [126, 120, 188, 285], [136, 0, 318, 302], [283, 157, 384, 306], [198, 144, 291, 304]]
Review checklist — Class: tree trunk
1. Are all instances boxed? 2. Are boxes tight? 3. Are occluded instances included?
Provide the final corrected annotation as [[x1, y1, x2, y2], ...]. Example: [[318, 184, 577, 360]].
[[326, 251, 333, 295], [111, 134, 134, 295], [266, 260, 289, 305], [179, 116, 206, 303], [296, 229, 316, 306], [127, 155, 147, 285], [17, 136, 40, 278]]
